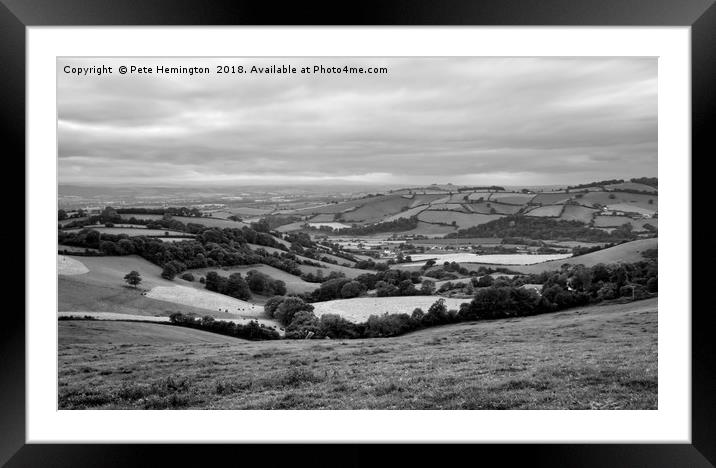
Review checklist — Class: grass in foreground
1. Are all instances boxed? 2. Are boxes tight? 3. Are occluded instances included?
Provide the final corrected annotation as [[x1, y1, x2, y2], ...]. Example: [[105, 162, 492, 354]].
[[58, 298, 657, 410]]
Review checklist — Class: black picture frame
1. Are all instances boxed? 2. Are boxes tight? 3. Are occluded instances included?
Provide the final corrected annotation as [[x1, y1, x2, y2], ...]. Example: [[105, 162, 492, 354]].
[[5, 0, 713, 466]]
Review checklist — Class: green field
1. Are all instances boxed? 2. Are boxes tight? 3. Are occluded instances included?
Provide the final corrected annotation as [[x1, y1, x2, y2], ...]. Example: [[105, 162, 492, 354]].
[[58, 298, 657, 410]]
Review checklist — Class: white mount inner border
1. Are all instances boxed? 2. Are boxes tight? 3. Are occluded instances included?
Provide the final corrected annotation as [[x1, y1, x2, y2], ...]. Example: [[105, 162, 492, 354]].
[[27, 27, 690, 443]]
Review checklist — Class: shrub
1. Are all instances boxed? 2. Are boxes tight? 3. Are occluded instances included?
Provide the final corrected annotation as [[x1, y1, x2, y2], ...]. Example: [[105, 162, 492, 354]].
[[180, 272, 195, 282], [319, 313, 362, 339], [264, 296, 287, 318], [364, 313, 418, 338], [274, 297, 314, 326], [340, 280, 364, 299]]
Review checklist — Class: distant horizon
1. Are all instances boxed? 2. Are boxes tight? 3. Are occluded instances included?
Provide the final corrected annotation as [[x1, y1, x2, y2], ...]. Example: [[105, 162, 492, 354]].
[[59, 175, 656, 192]]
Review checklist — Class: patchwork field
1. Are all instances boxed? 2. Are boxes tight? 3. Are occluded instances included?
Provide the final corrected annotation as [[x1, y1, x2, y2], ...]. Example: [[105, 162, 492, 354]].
[[531, 193, 572, 205], [604, 182, 657, 193], [488, 192, 536, 205], [409, 194, 449, 208], [309, 214, 336, 222], [311, 296, 470, 323], [579, 192, 657, 211], [383, 206, 427, 223], [604, 203, 657, 216], [401, 221, 457, 237], [417, 211, 502, 229], [341, 195, 412, 222], [462, 238, 658, 274], [58, 298, 657, 409], [294, 258, 369, 279], [594, 215, 635, 227], [525, 205, 564, 217], [559, 204, 599, 223]]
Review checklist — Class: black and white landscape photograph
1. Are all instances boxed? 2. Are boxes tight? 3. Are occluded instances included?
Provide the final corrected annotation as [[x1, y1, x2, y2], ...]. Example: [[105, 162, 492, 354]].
[[57, 57, 658, 410]]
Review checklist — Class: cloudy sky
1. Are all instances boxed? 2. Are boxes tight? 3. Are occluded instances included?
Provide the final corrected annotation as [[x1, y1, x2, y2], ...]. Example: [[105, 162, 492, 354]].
[[58, 57, 656, 187]]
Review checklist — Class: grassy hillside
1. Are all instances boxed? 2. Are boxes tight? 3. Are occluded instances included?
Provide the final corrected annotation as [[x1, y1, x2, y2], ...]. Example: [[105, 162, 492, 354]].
[[312, 296, 469, 323], [58, 254, 265, 319], [58, 298, 657, 409], [59, 320, 241, 346], [463, 238, 658, 275]]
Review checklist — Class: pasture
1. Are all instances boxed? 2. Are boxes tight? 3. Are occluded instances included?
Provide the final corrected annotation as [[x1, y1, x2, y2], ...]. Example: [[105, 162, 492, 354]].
[[463, 238, 658, 274], [63, 226, 189, 237], [525, 205, 564, 217], [559, 205, 598, 223], [604, 182, 657, 193], [58, 298, 657, 409], [311, 296, 469, 323], [146, 285, 263, 316], [58, 255, 89, 275], [417, 211, 502, 229], [382, 205, 428, 222], [531, 192, 572, 205], [407, 253, 573, 266], [118, 213, 248, 229], [57, 254, 267, 320], [401, 221, 456, 236], [341, 195, 412, 222], [488, 192, 536, 205], [579, 191, 657, 211]]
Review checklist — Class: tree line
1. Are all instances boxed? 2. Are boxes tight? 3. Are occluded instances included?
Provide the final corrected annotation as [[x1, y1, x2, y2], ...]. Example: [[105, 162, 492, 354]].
[[448, 216, 640, 242]]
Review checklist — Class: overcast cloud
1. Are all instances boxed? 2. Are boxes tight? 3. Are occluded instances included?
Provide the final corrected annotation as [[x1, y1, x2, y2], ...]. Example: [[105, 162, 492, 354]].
[[57, 57, 656, 187]]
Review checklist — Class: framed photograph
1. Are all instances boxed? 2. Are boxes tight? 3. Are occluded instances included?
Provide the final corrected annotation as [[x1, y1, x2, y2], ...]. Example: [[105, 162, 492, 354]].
[[6, 0, 713, 465]]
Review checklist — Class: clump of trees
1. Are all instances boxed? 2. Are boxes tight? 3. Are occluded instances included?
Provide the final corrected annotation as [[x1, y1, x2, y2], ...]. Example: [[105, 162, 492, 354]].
[[333, 216, 418, 235], [245, 270, 287, 296], [256, 258, 658, 341], [204, 271, 252, 301], [58, 224, 303, 281], [168, 313, 280, 340], [449, 215, 640, 242]]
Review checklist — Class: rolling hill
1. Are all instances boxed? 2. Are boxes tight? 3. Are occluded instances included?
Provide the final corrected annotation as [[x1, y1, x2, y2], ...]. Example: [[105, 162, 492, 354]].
[[58, 297, 657, 409]]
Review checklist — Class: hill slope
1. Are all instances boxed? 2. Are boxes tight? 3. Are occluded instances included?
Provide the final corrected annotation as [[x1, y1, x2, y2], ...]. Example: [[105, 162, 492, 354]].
[[59, 298, 657, 410], [59, 320, 242, 346]]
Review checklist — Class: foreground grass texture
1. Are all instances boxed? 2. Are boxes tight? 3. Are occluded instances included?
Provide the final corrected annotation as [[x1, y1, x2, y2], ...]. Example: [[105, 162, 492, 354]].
[[58, 298, 657, 410]]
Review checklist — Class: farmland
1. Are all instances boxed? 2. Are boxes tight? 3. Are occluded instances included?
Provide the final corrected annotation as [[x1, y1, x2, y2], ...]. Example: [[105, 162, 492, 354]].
[[57, 254, 270, 322], [58, 178, 658, 411], [189, 264, 318, 295], [312, 296, 469, 323], [525, 205, 564, 217], [64, 226, 190, 237], [406, 252, 574, 266], [58, 298, 657, 409], [460, 238, 658, 275], [118, 213, 248, 229], [417, 211, 502, 229]]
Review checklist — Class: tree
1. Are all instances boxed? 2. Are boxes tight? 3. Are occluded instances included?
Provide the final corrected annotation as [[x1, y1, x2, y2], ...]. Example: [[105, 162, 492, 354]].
[[58, 209, 67, 221], [420, 279, 435, 295], [274, 297, 314, 326], [123, 270, 142, 288], [340, 281, 364, 299]]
